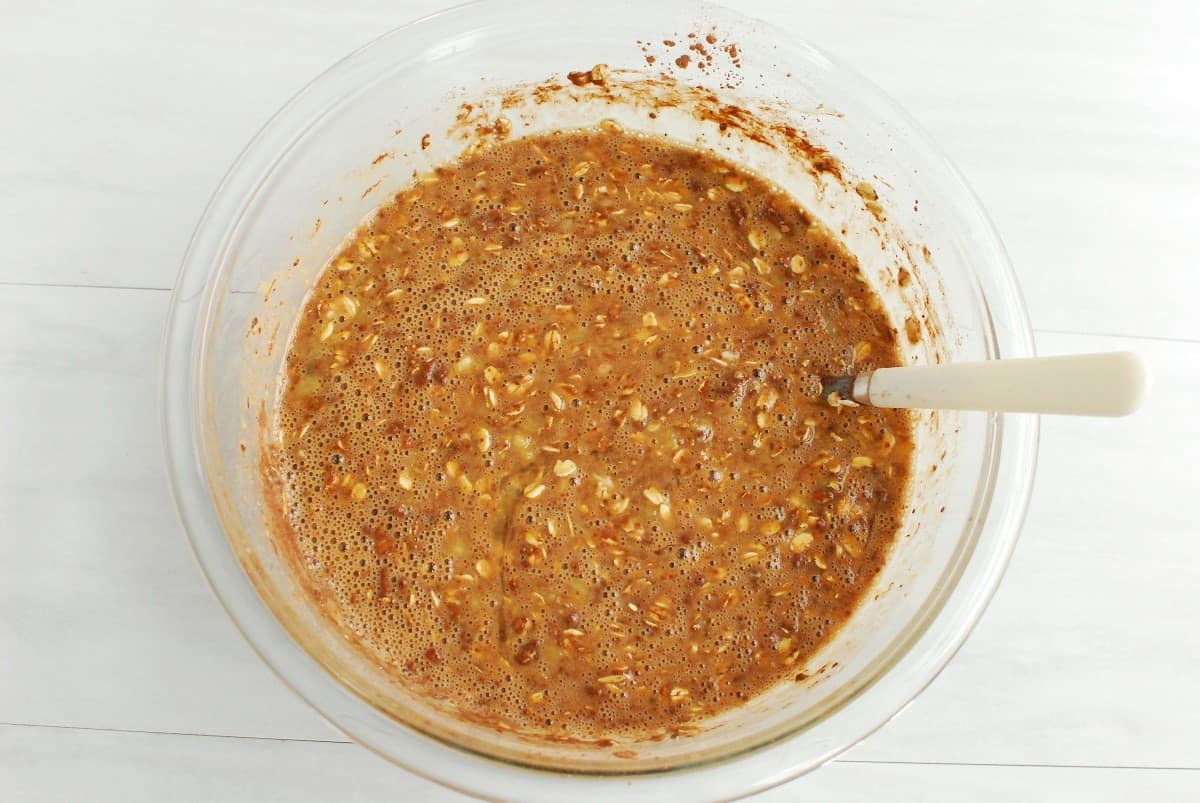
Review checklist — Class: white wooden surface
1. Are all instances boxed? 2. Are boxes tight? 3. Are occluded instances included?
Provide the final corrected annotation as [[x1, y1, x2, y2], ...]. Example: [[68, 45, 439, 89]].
[[3, 1, 1198, 799]]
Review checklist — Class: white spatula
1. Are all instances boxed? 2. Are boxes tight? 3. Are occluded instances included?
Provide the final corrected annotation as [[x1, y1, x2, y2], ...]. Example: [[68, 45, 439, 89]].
[[821, 352, 1149, 416]]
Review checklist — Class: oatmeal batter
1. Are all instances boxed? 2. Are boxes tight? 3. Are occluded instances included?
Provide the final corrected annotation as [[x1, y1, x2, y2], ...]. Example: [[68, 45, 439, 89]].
[[270, 126, 913, 740]]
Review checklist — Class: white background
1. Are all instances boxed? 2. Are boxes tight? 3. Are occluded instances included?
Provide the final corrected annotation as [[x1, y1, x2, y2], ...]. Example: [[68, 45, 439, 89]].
[[3, 0, 1199, 800]]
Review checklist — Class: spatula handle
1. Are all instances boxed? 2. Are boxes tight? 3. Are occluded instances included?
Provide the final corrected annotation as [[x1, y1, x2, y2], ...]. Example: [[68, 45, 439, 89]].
[[857, 352, 1149, 416]]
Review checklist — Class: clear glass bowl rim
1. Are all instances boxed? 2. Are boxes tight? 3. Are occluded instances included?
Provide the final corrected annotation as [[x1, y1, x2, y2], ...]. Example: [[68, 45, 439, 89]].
[[161, 1, 1039, 799]]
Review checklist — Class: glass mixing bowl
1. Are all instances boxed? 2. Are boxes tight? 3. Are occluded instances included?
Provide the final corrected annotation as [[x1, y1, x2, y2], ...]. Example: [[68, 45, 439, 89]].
[[161, 1, 1037, 799]]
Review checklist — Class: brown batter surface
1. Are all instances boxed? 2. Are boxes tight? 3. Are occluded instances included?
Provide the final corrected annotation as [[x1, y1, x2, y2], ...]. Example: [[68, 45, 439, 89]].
[[270, 126, 913, 741]]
